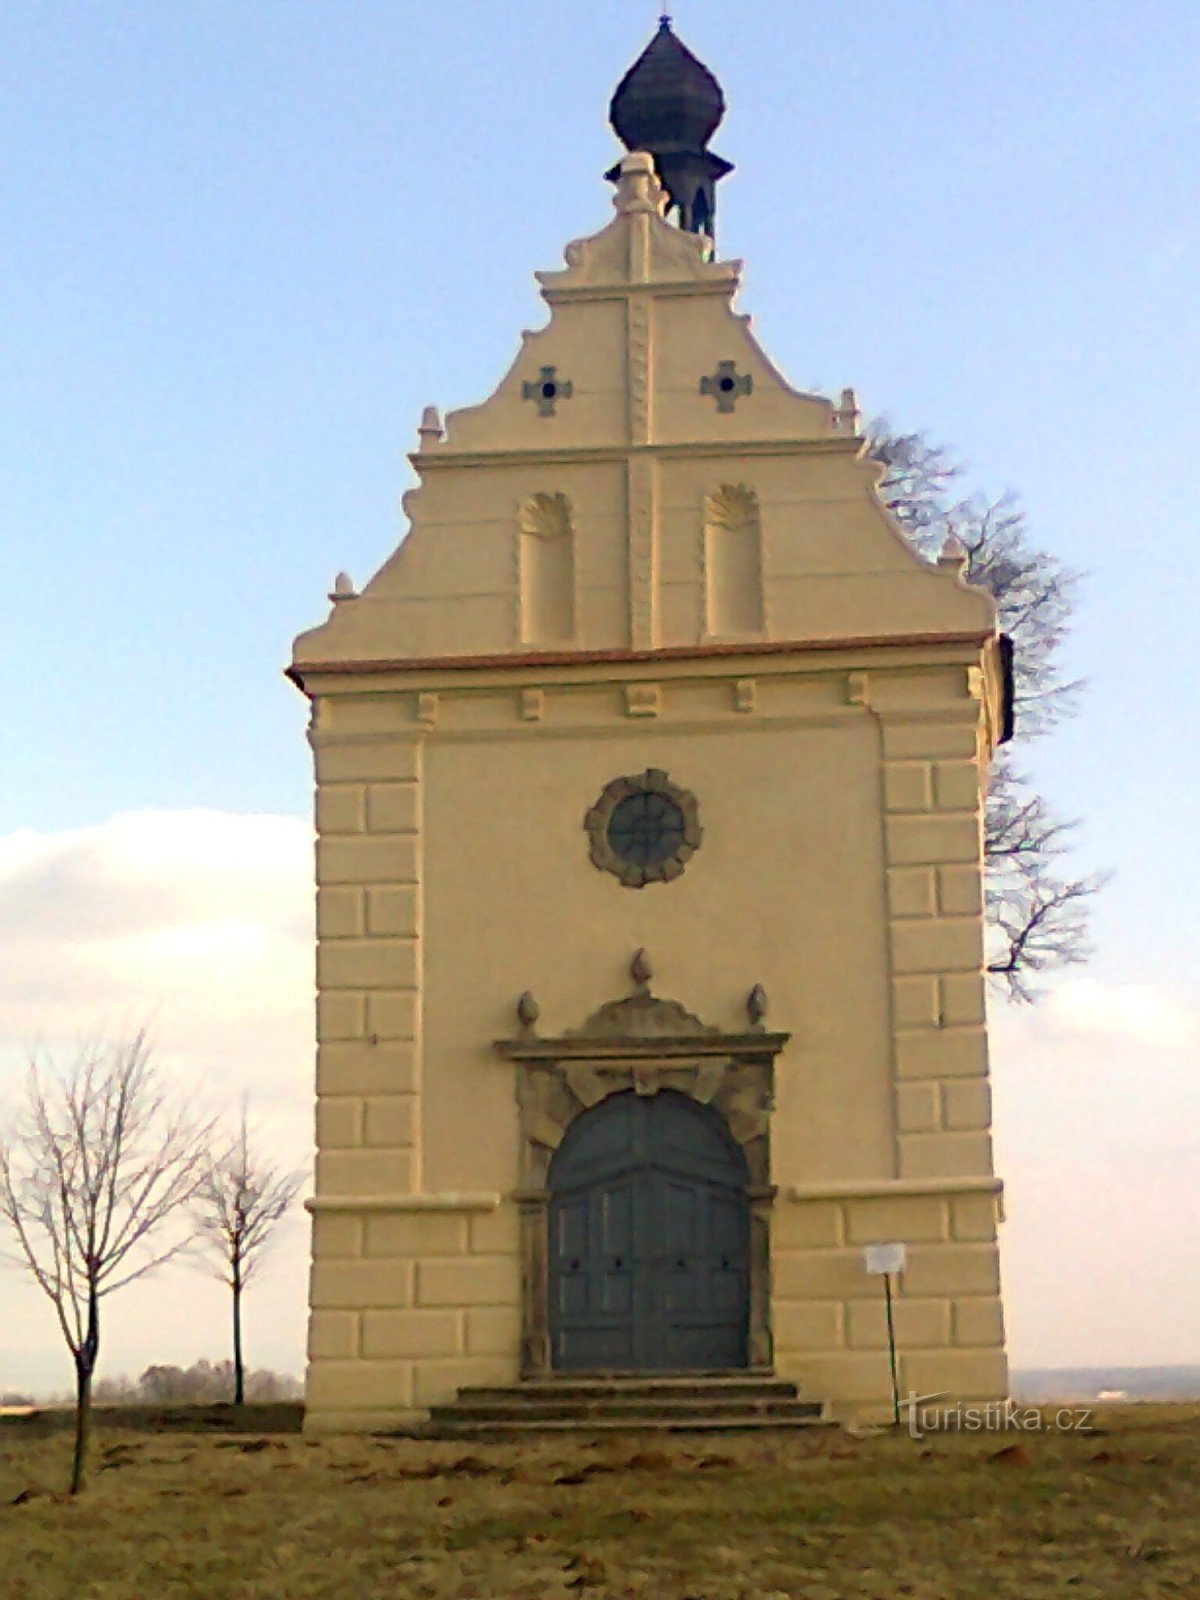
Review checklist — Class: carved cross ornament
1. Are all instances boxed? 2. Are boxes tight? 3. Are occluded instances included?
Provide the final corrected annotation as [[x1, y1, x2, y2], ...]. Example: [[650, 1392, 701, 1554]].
[[700, 360, 753, 413], [522, 365, 574, 418]]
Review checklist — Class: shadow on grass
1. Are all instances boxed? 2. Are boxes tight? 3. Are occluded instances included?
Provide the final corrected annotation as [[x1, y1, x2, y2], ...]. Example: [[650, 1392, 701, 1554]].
[[0, 1402, 304, 1439]]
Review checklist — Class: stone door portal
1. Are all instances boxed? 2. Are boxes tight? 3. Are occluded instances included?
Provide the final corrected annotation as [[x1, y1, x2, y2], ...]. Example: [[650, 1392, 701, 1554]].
[[548, 1090, 750, 1372], [495, 956, 789, 1377]]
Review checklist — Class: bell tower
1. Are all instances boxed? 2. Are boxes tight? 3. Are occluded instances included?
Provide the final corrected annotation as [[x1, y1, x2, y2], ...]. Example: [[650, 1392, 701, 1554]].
[[606, 16, 733, 243]]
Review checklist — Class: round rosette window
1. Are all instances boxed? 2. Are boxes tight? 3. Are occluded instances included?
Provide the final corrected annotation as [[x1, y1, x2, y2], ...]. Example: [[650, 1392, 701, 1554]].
[[585, 769, 703, 888]]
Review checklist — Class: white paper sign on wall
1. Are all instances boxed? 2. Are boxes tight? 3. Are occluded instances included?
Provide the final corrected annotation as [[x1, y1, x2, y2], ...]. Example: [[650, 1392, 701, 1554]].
[[864, 1242, 907, 1276]]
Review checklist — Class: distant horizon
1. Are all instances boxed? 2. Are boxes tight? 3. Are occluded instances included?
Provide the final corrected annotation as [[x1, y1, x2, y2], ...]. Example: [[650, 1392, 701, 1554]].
[[9, 1363, 1200, 1410]]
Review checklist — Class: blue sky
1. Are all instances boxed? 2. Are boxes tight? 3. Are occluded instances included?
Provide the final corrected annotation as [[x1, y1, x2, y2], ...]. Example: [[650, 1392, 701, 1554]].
[[1, 2, 1198, 1390]]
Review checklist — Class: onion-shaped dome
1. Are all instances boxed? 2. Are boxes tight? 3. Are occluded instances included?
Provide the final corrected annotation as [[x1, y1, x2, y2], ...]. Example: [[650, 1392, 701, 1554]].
[[610, 18, 726, 154]]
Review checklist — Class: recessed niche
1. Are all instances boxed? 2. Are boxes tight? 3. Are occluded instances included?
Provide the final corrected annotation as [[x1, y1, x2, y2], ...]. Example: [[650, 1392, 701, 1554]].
[[518, 493, 575, 645], [704, 484, 764, 637]]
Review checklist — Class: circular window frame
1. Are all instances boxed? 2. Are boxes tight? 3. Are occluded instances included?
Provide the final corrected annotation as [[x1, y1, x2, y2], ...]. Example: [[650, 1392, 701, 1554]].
[[584, 768, 703, 889]]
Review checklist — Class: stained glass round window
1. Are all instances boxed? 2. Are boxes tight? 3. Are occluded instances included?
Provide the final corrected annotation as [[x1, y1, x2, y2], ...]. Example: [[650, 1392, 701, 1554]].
[[584, 770, 702, 888]]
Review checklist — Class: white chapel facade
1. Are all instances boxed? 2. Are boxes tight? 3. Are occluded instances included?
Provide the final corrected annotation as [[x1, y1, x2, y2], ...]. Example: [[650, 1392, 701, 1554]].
[[292, 22, 1010, 1432]]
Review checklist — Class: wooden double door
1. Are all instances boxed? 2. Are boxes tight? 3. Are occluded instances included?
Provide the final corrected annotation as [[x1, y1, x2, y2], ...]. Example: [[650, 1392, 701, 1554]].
[[547, 1089, 751, 1373]]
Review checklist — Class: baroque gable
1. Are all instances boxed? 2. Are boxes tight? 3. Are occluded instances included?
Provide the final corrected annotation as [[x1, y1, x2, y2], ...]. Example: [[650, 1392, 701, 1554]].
[[292, 153, 995, 676]]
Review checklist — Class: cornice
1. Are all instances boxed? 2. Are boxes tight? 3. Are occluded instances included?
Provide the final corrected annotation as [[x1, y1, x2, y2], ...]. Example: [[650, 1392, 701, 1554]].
[[408, 435, 865, 473], [541, 278, 734, 305], [288, 630, 992, 693]]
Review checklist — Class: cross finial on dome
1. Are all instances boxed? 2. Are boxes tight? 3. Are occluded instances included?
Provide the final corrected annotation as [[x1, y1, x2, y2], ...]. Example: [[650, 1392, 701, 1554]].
[[606, 17, 733, 243]]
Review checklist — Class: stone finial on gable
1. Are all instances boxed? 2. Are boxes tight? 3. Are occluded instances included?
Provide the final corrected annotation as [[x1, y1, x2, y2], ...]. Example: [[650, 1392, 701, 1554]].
[[537, 153, 737, 296], [834, 388, 861, 436], [328, 572, 357, 603], [938, 533, 970, 574], [417, 406, 444, 449], [614, 151, 667, 218]]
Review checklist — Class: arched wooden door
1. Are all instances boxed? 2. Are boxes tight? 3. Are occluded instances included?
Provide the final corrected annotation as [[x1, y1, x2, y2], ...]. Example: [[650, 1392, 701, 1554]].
[[547, 1090, 750, 1372]]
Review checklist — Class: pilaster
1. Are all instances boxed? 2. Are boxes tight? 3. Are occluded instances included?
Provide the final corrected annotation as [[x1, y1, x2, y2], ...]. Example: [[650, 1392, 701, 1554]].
[[625, 213, 658, 648], [310, 717, 424, 1195], [877, 694, 994, 1183]]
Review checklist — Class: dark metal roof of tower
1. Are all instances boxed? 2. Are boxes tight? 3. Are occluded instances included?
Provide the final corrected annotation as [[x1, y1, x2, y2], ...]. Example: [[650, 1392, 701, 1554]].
[[609, 18, 726, 155]]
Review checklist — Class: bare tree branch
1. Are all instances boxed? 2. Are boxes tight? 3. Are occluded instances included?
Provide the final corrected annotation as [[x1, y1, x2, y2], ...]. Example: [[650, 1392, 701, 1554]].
[[871, 424, 1102, 1000], [0, 1034, 213, 1493], [986, 873, 1107, 1003]]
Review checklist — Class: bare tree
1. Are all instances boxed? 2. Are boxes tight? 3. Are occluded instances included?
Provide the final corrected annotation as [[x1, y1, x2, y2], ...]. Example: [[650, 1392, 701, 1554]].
[[191, 1107, 304, 1405], [871, 427, 1105, 999], [0, 1034, 211, 1493], [983, 762, 1105, 1000]]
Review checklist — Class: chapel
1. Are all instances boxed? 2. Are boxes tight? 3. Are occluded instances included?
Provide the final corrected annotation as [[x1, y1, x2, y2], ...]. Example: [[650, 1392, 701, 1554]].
[[293, 19, 1011, 1434]]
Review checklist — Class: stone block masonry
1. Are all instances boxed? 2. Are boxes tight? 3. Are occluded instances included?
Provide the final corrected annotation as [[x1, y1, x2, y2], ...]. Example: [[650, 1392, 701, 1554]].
[[878, 712, 994, 1185], [310, 735, 424, 1186], [772, 1185, 1006, 1423], [305, 1197, 520, 1433]]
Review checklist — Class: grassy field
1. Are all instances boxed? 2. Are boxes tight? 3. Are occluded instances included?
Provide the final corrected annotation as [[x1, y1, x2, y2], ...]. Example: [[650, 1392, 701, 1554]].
[[1, 1403, 1197, 1598]]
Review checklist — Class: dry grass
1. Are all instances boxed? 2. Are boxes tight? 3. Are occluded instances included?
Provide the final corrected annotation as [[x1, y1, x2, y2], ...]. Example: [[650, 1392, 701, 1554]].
[[1, 1403, 1197, 1598]]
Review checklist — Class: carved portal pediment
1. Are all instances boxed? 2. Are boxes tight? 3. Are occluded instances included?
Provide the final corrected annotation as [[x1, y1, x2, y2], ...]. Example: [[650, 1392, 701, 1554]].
[[569, 989, 719, 1041], [496, 963, 789, 1191]]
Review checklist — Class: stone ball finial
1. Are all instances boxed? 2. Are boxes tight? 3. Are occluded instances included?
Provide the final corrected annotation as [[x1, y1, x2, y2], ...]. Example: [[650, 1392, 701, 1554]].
[[517, 991, 540, 1035], [329, 572, 357, 602], [747, 984, 769, 1029]]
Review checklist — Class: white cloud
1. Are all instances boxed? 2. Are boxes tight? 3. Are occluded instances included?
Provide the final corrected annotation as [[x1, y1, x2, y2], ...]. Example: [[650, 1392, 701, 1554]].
[[0, 811, 316, 1395], [0, 810, 314, 1101], [990, 978, 1200, 1369], [1040, 978, 1196, 1051]]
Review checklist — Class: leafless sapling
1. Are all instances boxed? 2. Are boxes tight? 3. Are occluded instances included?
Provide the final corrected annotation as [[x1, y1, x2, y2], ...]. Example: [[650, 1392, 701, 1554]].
[[0, 1033, 212, 1493], [191, 1107, 305, 1405]]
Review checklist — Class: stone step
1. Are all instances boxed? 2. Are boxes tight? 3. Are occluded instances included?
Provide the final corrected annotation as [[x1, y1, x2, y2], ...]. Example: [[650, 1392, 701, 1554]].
[[424, 1375, 828, 1437], [459, 1376, 799, 1405], [433, 1396, 818, 1425], [425, 1411, 829, 1438], [506, 1371, 783, 1383]]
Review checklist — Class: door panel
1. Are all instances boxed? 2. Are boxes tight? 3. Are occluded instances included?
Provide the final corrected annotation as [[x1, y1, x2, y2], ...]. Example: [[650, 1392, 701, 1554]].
[[597, 1183, 635, 1317], [552, 1178, 639, 1370], [549, 1090, 750, 1372], [660, 1177, 701, 1316], [553, 1195, 591, 1320]]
